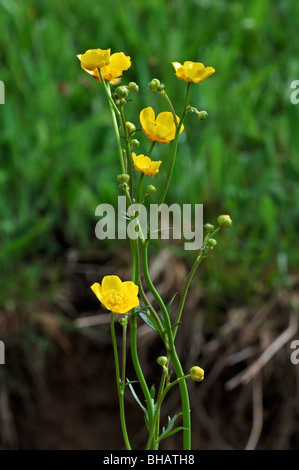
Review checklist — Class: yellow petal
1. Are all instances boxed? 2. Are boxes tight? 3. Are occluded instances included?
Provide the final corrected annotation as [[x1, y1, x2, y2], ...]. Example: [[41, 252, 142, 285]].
[[156, 111, 177, 129], [79, 48, 111, 71], [172, 61, 181, 71], [114, 298, 139, 314], [102, 275, 122, 294], [109, 52, 131, 71], [156, 112, 180, 142], [149, 161, 162, 177], [121, 281, 139, 298], [90, 283, 104, 302], [140, 107, 155, 133], [100, 52, 131, 82]]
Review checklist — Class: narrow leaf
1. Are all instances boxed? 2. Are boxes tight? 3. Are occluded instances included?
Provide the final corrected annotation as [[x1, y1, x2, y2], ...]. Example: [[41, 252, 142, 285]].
[[160, 413, 182, 439], [166, 292, 177, 314], [126, 379, 148, 417], [139, 312, 159, 332], [159, 426, 187, 441]]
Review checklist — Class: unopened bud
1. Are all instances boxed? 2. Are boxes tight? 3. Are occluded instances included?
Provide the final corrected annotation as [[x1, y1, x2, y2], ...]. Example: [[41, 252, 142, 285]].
[[190, 366, 204, 382], [157, 356, 168, 367], [115, 86, 129, 99], [198, 110, 208, 121], [131, 139, 140, 148], [207, 238, 217, 247], [117, 174, 130, 183], [128, 82, 139, 93], [148, 78, 160, 91], [119, 317, 128, 327], [126, 121, 136, 135], [147, 185, 156, 194], [120, 97, 127, 106], [157, 83, 165, 92], [119, 182, 130, 192], [217, 214, 232, 228], [204, 223, 214, 232], [150, 384, 155, 398]]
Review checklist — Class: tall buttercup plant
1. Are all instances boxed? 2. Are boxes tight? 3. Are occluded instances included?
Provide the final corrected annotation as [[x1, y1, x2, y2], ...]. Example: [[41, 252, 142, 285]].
[[77, 48, 232, 450]]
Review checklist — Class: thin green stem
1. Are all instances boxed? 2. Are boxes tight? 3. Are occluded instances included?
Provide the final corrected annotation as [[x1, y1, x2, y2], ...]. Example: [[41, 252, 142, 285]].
[[174, 253, 204, 340], [130, 311, 155, 448], [160, 91, 178, 125], [119, 105, 134, 198], [137, 173, 145, 204], [121, 316, 128, 385], [174, 226, 221, 339], [141, 242, 191, 449], [129, 236, 155, 449], [101, 79, 125, 174], [148, 141, 156, 158], [146, 373, 191, 450], [154, 362, 169, 447], [138, 276, 165, 337], [110, 313, 131, 450], [158, 82, 190, 207], [99, 69, 120, 116]]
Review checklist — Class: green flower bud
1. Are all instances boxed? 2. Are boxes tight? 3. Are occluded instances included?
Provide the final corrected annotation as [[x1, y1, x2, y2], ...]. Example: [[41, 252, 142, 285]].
[[150, 384, 155, 399], [115, 86, 129, 99], [147, 185, 156, 194], [119, 182, 130, 192], [119, 317, 128, 327], [120, 97, 127, 106], [156, 83, 165, 92], [217, 214, 232, 228], [198, 110, 208, 121], [117, 174, 130, 183], [131, 139, 140, 148], [148, 78, 160, 91], [157, 356, 168, 367], [126, 121, 136, 135], [190, 366, 204, 382], [207, 238, 217, 247], [128, 82, 139, 93], [204, 223, 214, 232]]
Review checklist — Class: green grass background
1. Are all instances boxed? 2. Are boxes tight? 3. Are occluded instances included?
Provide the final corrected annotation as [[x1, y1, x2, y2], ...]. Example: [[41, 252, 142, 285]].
[[1, 0, 299, 312]]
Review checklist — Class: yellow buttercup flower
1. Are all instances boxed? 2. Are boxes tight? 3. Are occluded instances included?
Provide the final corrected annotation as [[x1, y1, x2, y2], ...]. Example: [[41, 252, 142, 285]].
[[172, 61, 215, 84], [132, 153, 162, 178], [140, 107, 183, 144], [77, 49, 131, 84], [91, 275, 139, 314]]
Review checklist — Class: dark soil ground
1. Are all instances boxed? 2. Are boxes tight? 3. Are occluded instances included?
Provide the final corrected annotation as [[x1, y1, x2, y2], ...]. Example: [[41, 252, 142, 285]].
[[1, 248, 299, 450]]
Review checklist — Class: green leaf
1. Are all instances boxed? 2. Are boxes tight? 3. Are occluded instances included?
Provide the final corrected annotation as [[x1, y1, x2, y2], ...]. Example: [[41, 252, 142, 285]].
[[159, 413, 183, 440], [166, 293, 177, 314], [159, 426, 187, 441], [126, 379, 148, 418], [124, 380, 139, 387], [136, 306, 160, 333], [139, 312, 159, 332]]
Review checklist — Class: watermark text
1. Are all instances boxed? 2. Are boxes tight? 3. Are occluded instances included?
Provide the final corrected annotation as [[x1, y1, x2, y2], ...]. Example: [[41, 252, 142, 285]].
[[290, 80, 299, 104], [0, 80, 5, 104], [95, 196, 203, 250], [0, 340, 5, 365], [290, 339, 299, 365]]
